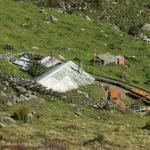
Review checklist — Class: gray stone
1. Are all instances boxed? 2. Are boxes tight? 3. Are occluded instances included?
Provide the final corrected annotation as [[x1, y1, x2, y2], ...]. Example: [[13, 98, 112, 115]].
[[0, 92, 7, 98], [16, 86, 27, 94], [39, 9, 47, 14], [58, 2, 66, 10], [0, 53, 16, 60], [6, 101, 13, 107], [46, 15, 58, 23], [75, 111, 84, 117], [32, 46, 39, 50], [12, 95, 19, 103], [125, 0, 130, 5], [143, 36, 150, 43], [66, 3, 71, 9], [142, 23, 150, 32], [85, 16, 91, 21], [0, 122, 6, 128], [69, 103, 77, 108], [0, 116, 16, 123], [18, 95, 26, 102]]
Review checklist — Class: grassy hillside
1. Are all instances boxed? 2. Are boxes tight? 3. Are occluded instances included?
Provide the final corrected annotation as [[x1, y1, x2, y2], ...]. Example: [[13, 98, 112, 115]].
[[0, 0, 150, 89], [0, 1, 150, 150], [33, 0, 150, 30], [0, 97, 150, 150]]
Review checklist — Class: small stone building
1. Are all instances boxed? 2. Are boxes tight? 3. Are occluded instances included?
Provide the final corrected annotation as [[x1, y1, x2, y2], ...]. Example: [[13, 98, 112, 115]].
[[93, 53, 125, 65], [94, 53, 117, 65]]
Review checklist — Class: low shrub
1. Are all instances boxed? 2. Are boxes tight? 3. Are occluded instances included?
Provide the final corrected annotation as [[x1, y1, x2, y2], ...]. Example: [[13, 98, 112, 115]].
[[12, 106, 30, 123], [27, 61, 47, 77], [35, 112, 43, 119], [0, 133, 3, 140]]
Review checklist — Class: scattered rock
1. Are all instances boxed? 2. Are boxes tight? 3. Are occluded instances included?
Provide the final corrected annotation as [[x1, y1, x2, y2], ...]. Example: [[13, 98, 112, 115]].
[[0, 92, 8, 98], [0, 71, 62, 100], [58, 55, 65, 61], [22, 23, 28, 27], [16, 86, 27, 94], [81, 28, 85, 31], [69, 103, 77, 108], [39, 8, 47, 15], [0, 116, 16, 124], [58, 2, 66, 10], [32, 46, 39, 50], [6, 101, 13, 107], [77, 90, 89, 98], [57, 10, 63, 13], [143, 36, 150, 43], [125, 0, 130, 6], [0, 53, 16, 60], [0, 123, 6, 128], [97, 116, 100, 120], [85, 16, 91, 21], [75, 111, 84, 117], [141, 23, 150, 32], [46, 15, 58, 23]]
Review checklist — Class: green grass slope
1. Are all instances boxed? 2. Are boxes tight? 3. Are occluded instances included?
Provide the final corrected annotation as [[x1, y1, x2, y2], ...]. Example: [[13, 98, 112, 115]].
[[33, 0, 150, 30], [0, 1, 150, 150], [0, 0, 149, 89], [0, 96, 150, 150]]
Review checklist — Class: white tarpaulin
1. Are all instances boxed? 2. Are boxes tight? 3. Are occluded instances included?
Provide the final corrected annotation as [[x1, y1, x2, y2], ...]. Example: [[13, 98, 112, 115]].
[[36, 61, 95, 93]]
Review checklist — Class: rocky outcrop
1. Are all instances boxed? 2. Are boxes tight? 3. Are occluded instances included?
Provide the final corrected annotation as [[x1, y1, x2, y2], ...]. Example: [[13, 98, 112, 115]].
[[22, 52, 44, 60], [0, 91, 37, 106], [0, 71, 116, 109], [0, 71, 63, 99], [0, 53, 16, 60]]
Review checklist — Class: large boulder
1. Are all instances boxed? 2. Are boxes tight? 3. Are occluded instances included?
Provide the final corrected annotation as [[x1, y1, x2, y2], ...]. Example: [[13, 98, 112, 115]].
[[58, 1, 66, 10], [141, 23, 150, 32], [45, 15, 58, 23], [16, 86, 27, 94]]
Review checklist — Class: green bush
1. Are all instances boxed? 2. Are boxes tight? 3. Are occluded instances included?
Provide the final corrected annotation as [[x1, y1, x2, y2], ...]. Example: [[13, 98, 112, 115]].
[[96, 134, 105, 143], [12, 107, 30, 123], [27, 61, 47, 77]]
